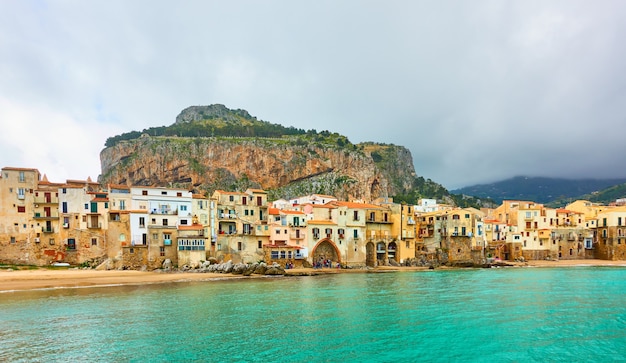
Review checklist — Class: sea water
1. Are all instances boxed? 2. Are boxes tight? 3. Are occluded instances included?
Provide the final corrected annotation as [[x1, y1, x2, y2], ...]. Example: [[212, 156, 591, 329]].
[[1, 267, 625, 362]]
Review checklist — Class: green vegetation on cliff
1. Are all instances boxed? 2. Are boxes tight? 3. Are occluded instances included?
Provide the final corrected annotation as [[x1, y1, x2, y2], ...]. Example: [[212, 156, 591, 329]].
[[104, 104, 354, 150]]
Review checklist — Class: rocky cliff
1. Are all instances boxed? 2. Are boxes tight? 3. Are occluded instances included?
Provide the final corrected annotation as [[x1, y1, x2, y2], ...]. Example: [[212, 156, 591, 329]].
[[99, 105, 420, 201]]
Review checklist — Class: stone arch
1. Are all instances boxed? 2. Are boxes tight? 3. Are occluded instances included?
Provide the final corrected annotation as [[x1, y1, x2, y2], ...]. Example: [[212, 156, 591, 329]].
[[366, 242, 376, 267], [312, 239, 341, 264]]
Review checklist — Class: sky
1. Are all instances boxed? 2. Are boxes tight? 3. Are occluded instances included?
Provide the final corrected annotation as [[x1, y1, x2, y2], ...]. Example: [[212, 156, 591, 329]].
[[1, 1, 625, 190]]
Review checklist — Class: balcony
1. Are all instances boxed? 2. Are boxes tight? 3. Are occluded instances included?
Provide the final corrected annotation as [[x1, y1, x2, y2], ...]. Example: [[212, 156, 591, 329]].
[[367, 218, 392, 224], [219, 213, 237, 220], [88, 222, 102, 229], [150, 209, 178, 215], [42, 226, 55, 233], [34, 196, 59, 204], [34, 212, 59, 220]]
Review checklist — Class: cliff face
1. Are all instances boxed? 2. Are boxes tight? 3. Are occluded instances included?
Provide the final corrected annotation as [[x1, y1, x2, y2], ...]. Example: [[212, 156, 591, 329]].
[[99, 135, 418, 201]]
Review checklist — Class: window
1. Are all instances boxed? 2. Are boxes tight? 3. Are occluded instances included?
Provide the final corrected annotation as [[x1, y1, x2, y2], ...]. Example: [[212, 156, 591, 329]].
[[67, 238, 76, 250], [10, 236, 16, 244], [62, 202, 68, 213], [280, 251, 286, 259], [153, 233, 158, 240], [62, 188, 66, 194], [19, 171, 25, 182], [244, 210, 249, 216], [17, 188, 25, 199], [91, 238, 97, 246], [17, 206, 25, 213], [180, 219, 188, 225], [217, 243, 222, 251], [160, 247, 165, 256], [312, 228, 320, 239], [238, 242, 242, 251], [258, 241, 262, 249], [177, 192, 182, 197], [353, 229, 359, 238], [49, 238, 55, 245], [180, 205, 187, 211], [84, 203, 89, 210], [452, 214, 460, 220], [242, 197, 247, 205], [162, 219, 168, 226], [229, 195, 234, 202], [119, 234, 126, 241], [139, 217, 145, 228], [142, 190, 148, 196], [271, 251, 279, 259], [353, 211, 359, 221]]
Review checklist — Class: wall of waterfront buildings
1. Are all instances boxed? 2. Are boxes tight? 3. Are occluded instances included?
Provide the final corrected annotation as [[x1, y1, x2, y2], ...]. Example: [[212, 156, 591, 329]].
[[1, 166, 626, 269]]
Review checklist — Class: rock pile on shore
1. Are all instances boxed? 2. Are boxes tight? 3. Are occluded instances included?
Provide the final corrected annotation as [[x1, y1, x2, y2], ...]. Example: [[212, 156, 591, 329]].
[[172, 260, 286, 276]]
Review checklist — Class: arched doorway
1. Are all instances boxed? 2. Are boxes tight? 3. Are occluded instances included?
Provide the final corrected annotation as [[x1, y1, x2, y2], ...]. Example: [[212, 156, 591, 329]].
[[366, 242, 376, 267], [312, 239, 340, 265], [376, 242, 386, 263], [388, 241, 397, 262]]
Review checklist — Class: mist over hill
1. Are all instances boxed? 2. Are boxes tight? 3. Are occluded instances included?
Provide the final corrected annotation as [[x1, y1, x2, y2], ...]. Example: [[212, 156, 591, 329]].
[[452, 176, 626, 204]]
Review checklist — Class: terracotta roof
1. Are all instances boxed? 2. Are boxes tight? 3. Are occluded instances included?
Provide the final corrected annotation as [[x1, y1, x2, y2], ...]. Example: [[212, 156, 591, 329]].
[[192, 193, 207, 199], [269, 207, 280, 215], [280, 210, 305, 215], [92, 197, 109, 202]]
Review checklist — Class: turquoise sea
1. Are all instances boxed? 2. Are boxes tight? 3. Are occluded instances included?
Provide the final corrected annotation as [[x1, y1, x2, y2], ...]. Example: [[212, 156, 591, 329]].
[[1, 267, 625, 362]]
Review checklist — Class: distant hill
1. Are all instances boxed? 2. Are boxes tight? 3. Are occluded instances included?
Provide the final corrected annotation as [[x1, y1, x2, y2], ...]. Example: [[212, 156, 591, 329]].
[[546, 182, 626, 208], [451, 176, 626, 204]]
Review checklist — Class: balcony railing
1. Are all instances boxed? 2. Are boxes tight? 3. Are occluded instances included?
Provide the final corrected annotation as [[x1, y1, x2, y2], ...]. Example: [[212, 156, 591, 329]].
[[42, 227, 55, 233], [34, 212, 59, 220], [34, 196, 59, 204]]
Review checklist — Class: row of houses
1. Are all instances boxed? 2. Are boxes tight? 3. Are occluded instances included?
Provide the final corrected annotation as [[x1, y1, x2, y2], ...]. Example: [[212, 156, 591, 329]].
[[1, 166, 625, 269]]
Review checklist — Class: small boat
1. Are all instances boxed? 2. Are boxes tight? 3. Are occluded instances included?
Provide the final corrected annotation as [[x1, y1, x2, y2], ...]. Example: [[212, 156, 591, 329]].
[[52, 262, 70, 267]]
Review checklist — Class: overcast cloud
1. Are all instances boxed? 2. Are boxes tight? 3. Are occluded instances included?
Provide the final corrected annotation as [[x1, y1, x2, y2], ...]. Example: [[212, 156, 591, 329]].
[[1, 0, 625, 190]]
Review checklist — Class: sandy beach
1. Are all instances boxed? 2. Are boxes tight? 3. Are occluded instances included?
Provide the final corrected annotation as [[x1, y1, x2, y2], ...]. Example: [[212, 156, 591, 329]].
[[1, 259, 624, 292]]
